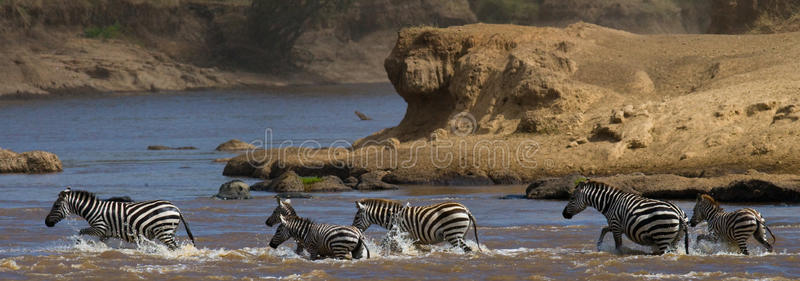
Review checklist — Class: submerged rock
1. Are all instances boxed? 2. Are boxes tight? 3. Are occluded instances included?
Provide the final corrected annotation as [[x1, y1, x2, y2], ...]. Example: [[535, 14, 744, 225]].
[[250, 180, 272, 191], [525, 174, 585, 199], [355, 110, 372, 120], [147, 145, 197, 150], [215, 139, 257, 151], [215, 180, 253, 200], [0, 148, 63, 173], [275, 192, 312, 199]]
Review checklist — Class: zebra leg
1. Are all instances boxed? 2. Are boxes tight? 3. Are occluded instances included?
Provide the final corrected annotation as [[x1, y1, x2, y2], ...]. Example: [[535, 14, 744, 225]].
[[612, 230, 623, 252], [294, 240, 306, 255], [735, 236, 750, 255], [448, 237, 472, 253], [597, 226, 611, 250], [154, 230, 179, 250]]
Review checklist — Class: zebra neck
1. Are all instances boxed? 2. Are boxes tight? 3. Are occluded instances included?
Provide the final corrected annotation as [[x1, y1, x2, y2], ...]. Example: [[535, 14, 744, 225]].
[[288, 219, 312, 240], [585, 187, 624, 216], [704, 206, 725, 222], [376, 205, 403, 229], [68, 196, 100, 219]]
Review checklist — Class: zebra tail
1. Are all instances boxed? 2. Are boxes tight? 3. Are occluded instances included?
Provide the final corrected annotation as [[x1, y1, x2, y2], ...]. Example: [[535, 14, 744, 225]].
[[468, 212, 481, 252], [765, 223, 777, 246], [359, 234, 371, 259], [180, 213, 196, 245], [683, 219, 690, 254]]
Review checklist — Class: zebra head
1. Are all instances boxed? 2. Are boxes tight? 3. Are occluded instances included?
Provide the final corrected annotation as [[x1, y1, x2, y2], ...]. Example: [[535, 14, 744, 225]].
[[268, 221, 291, 249], [269, 214, 308, 249], [352, 200, 371, 232], [266, 198, 296, 227], [45, 187, 72, 227], [690, 194, 719, 227], [562, 182, 590, 219]]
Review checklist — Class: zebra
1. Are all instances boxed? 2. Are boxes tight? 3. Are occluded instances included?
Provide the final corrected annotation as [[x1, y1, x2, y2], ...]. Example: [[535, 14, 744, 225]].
[[690, 194, 775, 255], [269, 214, 370, 260], [351, 198, 480, 252], [45, 187, 195, 250], [265, 198, 305, 255], [562, 181, 689, 255]]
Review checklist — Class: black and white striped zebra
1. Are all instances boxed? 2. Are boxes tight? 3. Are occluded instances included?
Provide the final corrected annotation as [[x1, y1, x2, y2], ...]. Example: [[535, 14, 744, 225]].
[[690, 194, 775, 255], [562, 181, 689, 254], [265, 198, 304, 255], [351, 198, 480, 252], [45, 188, 195, 250], [269, 214, 370, 260]]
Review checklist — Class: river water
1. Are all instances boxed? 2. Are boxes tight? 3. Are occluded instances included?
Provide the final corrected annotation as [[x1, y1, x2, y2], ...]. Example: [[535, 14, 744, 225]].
[[1, 85, 799, 280]]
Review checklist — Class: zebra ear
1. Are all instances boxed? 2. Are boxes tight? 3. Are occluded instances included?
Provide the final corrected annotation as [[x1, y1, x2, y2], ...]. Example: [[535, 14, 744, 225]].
[[275, 197, 281, 204], [356, 201, 366, 210], [283, 199, 291, 205]]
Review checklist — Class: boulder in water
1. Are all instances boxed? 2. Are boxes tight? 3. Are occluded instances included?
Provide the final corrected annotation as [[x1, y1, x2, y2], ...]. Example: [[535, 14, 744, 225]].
[[215, 180, 253, 200], [355, 110, 372, 120], [215, 139, 257, 151], [0, 148, 63, 173]]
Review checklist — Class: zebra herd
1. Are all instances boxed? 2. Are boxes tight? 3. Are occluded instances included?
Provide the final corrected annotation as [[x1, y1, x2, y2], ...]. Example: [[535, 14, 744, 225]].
[[44, 180, 776, 259]]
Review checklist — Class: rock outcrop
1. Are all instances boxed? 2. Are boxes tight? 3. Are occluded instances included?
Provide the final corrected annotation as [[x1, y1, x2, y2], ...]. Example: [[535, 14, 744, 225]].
[[526, 172, 800, 202], [356, 170, 399, 190], [214, 180, 253, 200], [215, 139, 256, 152], [0, 149, 63, 173], [263, 171, 305, 193], [223, 23, 800, 187], [306, 176, 352, 192]]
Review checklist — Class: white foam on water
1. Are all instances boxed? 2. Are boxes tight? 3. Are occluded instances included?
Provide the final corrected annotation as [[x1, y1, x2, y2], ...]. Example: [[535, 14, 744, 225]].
[[616, 270, 722, 280], [0, 258, 22, 271]]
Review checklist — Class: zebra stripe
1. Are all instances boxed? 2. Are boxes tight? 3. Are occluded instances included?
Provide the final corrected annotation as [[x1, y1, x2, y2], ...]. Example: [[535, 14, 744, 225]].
[[45, 188, 194, 250], [562, 181, 688, 254], [269, 214, 369, 260], [690, 194, 775, 255], [351, 198, 480, 252]]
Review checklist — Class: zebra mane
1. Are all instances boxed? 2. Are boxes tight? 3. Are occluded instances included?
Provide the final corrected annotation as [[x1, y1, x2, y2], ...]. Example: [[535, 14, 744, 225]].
[[579, 181, 617, 190], [65, 190, 99, 200], [699, 194, 719, 208], [285, 215, 313, 225], [360, 198, 402, 207]]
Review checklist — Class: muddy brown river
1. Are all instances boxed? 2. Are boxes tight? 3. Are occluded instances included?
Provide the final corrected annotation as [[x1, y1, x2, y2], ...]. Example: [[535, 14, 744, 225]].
[[1, 87, 799, 280]]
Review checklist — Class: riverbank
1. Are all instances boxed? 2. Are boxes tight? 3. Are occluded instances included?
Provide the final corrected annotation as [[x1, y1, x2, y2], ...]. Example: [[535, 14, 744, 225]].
[[223, 22, 800, 201]]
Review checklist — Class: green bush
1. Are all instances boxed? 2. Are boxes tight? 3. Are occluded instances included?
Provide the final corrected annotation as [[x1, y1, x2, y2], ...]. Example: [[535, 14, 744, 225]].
[[84, 23, 122, 39], [301, 176, 323, 185]]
